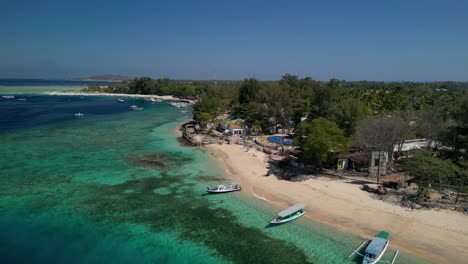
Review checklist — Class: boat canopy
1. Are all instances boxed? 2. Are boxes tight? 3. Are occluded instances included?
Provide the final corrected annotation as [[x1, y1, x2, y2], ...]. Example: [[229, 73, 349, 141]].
[[376, 231, 389, 240], [277, 203, 305, 217], [365, 237, 387, 256], [215, 183, 240, 189]]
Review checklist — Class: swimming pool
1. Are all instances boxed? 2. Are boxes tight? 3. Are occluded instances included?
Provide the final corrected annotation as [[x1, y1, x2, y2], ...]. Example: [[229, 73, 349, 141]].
[[267, 136, 293, 145]]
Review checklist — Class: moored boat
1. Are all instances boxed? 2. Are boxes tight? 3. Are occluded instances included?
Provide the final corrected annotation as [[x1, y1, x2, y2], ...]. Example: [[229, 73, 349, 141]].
[[2, 95, 15, 99], [169, 101, 189, 108], [117, 98, 125, 103], [362, 231, 390, 264], [270, 203, 305, 225], [145, 97, 162, 103], [75, 112, 84, 117], [130, 105, 143, 110], [349, 230, 398, 264], [206, 182, 241, 194]]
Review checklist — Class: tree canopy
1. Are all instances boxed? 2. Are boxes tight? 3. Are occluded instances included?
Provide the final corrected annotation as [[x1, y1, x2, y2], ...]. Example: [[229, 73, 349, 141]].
[[294, 118, 348, 168], [401, 150, 460, 197]]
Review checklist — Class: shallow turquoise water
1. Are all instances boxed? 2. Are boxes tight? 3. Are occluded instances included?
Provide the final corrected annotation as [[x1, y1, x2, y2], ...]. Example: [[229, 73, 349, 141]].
[[0, 95, 433, 263]]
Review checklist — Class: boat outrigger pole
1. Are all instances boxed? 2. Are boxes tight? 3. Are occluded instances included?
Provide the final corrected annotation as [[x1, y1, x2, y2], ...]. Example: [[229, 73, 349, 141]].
[[349, 238, 399, 264], [348, 240, 369, 258], [389, 251, 399, 264]]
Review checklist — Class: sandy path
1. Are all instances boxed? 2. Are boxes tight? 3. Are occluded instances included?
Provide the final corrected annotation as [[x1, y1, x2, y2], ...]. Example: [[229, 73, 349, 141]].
[[206, 143, 468, 264]]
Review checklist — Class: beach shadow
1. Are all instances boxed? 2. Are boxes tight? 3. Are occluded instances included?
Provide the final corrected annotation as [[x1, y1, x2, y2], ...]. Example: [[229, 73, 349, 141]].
[[349, 256, 363, 264], [348, 179, 374, 185]]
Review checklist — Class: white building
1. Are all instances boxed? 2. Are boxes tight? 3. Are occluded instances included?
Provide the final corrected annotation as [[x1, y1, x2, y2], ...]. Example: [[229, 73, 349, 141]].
[[393, 138, 438, 152]]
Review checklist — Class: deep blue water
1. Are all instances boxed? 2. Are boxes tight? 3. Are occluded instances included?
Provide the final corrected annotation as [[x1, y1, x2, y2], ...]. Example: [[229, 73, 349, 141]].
[[0, 79, 109, 86], [0, 96, 148, 132]]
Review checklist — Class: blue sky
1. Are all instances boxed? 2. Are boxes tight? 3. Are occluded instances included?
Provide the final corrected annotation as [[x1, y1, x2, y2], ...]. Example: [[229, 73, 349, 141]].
[[1, 0, 467, 80]]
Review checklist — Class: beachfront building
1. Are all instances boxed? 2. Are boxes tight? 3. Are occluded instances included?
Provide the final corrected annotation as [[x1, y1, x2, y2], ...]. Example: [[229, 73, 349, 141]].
[[338, 138, 438, 175], [217, 119, 245, 135], [393, 138, 439, 156]]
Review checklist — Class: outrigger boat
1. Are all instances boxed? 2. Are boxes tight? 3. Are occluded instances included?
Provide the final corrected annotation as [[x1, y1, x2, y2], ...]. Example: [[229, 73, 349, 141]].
[[270, 203, 305, 225], [130, 105, 144, 111], [349, 231, 399, 264], [206, 183, 241, 194], [144, 97, 162, 103]]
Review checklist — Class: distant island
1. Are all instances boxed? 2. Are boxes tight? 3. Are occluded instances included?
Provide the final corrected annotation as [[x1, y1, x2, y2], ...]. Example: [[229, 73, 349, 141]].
[[74, 74, 133, 82]]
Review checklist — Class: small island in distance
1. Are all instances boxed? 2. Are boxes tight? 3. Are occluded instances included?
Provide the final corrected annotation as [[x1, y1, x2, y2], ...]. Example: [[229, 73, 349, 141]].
[[74, 74, 133, 82]]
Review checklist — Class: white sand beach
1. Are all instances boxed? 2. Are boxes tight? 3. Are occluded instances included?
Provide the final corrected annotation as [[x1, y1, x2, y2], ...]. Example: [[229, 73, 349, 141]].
[[206, 143, 468, 264], [44, 91, 180, 101]]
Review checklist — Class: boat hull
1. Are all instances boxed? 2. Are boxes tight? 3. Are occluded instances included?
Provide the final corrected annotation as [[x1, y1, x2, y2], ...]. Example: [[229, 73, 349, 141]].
[[362, 241, 388, 264], [206, 188, 241, 194], [270, 211, 305, 225]]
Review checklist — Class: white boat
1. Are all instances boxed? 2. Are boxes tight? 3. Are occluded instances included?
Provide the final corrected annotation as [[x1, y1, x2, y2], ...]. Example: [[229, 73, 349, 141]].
[[130, 105, 144, 110], [349, 231, 398, 264], [169, 101, 190, 108], [362, 231, 390, 264], [206, 182, 241, 194], [117, 99, 125, 103], [75, 113, 84, 117], [270, 203, 305, 225], [145, 97, 162, 103], [2, 95, 15, 99]]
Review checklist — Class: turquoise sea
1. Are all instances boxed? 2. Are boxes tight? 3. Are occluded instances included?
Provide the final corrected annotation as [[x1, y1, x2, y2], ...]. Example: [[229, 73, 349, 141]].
[[0, 84, 432, 263]]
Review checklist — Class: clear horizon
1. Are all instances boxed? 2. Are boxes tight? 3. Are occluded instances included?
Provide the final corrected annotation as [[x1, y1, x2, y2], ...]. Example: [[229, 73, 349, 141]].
[[1, 0, 467, 81]]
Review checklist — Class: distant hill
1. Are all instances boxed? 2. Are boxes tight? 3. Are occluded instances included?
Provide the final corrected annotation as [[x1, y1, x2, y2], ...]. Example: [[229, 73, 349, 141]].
[[75, 74, 133, 82]]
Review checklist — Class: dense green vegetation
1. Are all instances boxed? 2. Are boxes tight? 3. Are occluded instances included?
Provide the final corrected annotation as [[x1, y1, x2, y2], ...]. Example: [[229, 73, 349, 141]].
[[294, 118, 348, 169], [83, 77, 239, 98], [83, 76, 468, 195], [192, 75, 468, 197]]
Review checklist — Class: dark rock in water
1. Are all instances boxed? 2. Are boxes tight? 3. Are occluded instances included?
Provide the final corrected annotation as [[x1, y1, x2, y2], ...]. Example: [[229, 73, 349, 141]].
[[142, 153, 168, 160], [197, 175, 226, 182], [126, 153, 167, 168], [126, 152, 194, 169], [138, 159, 166, 168]]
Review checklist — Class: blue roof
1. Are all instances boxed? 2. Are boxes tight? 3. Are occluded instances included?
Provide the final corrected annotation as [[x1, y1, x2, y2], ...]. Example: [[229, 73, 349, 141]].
[[365, 237, 387, 255]]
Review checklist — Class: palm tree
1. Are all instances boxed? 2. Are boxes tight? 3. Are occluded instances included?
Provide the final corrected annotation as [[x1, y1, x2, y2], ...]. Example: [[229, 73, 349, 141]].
[[252, 120, 262, 135]]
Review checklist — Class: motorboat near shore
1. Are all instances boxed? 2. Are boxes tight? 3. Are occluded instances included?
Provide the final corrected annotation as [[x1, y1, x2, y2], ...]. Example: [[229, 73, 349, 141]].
[[169, 101, 190, 108], [270, 203, 305, 225], [117, 98, 125, 103], [206, 183, 241, 194], [2, 95, 15, 99], [130, 105, 144, 111], [144, 97, 162, 103], [349, 231, 398, 264]]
